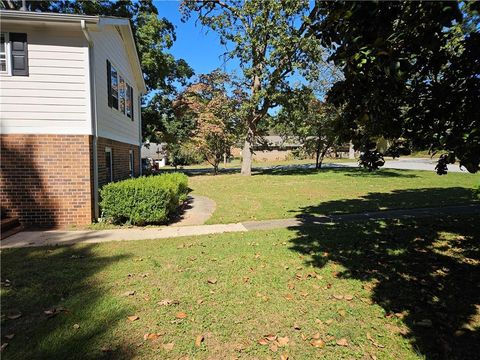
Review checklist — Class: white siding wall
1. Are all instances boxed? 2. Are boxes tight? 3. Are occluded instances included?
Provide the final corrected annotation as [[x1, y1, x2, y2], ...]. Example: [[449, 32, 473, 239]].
[[91, 26, 141, 146], [0, 24, 91, 135]]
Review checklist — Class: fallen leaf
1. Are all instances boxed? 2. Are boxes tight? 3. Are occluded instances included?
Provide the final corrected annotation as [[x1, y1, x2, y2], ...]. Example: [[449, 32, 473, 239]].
[[277, 336, 289, 347], [207, 278, 217, 284], [325, 319, 334, 325], [195, 335, 204, 347], [280, 353, 289, 360], [122, 290, 136, 297], [162, 342, 174, 351], [197, 299, 204, 305], [285, 293, 294, 301], [338, 309, 346, 317], [300, 292, 309, 298], [73, 324, 80, 329], [333, 294, 344, 300], [243, 277, 250, 283], [258, 338, 269, 346], [143, 333, 163, 341], [344, 295, 354, 301], [264, 334, 276, 341], [269, 343, 278, 352], [336, 338, 348, 347], [157, 299, 178, 306], [7, 312, 22, 320], [287, 282, 295, 290], [255, 253, 260, 259], [175, 312, 188, 319], [128, 315, 139, 321], [312, 332, 321, 340], [310, 339, 325, 348], [4, 334, 14, 340], [293, 323, 301, 330], [366, 332, 385, 348]]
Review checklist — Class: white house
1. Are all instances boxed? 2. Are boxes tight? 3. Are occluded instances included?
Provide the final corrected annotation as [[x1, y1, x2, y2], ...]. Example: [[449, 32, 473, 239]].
[[0, 10, 147, 228]]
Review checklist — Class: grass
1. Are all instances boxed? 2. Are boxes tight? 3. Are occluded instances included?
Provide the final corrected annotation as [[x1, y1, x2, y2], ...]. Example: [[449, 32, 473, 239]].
[[161, 157, 356, 171], [1, 215, 479, 359], [188, 167, 479, 224]]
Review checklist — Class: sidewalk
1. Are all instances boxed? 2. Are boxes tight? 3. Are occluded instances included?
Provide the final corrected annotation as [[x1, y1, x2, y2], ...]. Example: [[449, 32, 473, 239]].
[[1, 204, 478, 249]]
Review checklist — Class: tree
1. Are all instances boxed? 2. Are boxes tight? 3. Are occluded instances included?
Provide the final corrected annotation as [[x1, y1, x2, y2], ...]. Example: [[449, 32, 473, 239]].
[[181, 0, 324, 175], [174, 71, 238, 174], [3, 0, 194, 141], [275, 87, 340, 169], [314, 1, 480, 174]]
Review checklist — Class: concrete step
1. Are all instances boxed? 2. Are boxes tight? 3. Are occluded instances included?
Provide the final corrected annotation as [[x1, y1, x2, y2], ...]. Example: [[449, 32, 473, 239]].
[[1, 217, 23, 240]]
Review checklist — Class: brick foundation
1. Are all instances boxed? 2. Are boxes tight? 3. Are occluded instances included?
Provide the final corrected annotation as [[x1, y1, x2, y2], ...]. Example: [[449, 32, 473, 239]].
[[1, 134, 94, 228], [96, 137, 140, 189], [1, 135, 140, 228]]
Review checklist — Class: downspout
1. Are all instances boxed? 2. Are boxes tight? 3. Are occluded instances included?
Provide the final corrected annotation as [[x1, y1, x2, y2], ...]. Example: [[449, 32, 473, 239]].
[[81, 20, 100, 220], [138, 95, 142, 176]]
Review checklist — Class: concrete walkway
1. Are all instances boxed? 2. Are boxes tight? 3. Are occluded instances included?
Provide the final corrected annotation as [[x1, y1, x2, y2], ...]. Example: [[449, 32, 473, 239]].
[[170, 195, 216, 227], [1, 204, 478, 249]]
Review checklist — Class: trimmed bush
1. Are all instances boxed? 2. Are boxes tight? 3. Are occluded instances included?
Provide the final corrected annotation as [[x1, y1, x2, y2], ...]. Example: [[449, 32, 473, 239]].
[[99, 173, 189, 225]]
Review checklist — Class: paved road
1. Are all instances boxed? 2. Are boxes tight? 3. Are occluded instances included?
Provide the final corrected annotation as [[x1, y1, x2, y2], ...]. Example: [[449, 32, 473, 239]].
[[2, 204, 478, 249]]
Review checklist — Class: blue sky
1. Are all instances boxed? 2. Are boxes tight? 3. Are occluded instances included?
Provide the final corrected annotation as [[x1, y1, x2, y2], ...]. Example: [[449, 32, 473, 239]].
[[154, 1, 237, 76]]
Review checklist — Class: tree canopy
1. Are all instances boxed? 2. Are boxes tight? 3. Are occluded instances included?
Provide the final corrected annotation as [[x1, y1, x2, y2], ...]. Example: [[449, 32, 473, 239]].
[[314, 1, 480, 174], [182, 0, 326, 175]]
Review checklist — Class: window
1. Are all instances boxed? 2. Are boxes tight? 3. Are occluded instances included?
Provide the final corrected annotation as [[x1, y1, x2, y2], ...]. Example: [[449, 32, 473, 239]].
[[126, 83, 132, 119], [119, 76, 126, 114], [129, 150, 134, 178], [110, 65, 119, 109], [0, 33, 8, 73], [0, 32, 28, 76], [105, 148, 113, 183]]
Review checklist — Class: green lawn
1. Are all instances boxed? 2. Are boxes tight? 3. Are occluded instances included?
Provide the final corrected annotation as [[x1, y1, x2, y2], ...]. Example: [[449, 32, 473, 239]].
[[188, 167, 479, 224], [161, 157, 356, 171], [1, 215, 478, 359]]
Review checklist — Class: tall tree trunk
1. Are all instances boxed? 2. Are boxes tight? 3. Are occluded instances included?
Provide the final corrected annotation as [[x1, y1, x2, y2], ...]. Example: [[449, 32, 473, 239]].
[[241, 126, 255, 176], [315, 146, 321, 169]]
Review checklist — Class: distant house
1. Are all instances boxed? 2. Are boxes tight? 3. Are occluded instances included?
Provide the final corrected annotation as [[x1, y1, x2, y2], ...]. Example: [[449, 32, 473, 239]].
[[0, 10, 147, 228], [141, 142, 167, 168]]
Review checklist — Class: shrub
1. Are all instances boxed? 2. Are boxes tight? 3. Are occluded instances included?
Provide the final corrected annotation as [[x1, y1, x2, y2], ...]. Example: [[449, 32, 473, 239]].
[[99, 173, 189, 225]]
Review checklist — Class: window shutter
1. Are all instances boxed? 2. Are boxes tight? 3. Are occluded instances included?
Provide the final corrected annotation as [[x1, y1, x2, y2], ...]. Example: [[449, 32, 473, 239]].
[[10, 33, 28, 76], [106, 60, 112, 107], [130, 86, 134, 121]]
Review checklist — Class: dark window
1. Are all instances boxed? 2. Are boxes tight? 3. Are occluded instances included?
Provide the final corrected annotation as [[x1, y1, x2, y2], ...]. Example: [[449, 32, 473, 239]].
[[105, 148, 113, 183], [129, 150, 134, 177]]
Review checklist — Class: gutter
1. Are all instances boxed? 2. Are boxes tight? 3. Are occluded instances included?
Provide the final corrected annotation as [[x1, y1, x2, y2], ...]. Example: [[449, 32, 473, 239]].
[[81, 19, 100, 220]]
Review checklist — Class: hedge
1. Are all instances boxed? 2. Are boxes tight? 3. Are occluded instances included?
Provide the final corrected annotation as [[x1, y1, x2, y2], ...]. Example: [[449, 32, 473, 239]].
[[99, 173, 189, 225]]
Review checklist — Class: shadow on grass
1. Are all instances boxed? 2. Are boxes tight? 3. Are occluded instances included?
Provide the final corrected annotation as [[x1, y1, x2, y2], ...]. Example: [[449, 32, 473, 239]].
[[293, 187, 477, 216], [1, 245, 134, 360], [256, 166, 419, 177], [288, 190, 480, 359]]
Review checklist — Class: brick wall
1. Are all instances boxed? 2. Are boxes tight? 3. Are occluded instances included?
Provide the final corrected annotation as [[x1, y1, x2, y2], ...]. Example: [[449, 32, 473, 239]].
[[97, 137, 140, 188], [1, 134, 94, 228]]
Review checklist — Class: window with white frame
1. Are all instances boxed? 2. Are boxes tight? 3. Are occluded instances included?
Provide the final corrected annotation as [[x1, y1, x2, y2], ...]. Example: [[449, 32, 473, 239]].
[[110, 65, 119, 109], [0, 32, 9, 73], [126, 83, 133, 119], [107, 59, 134, 121], [119, 76, 126, 114]]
